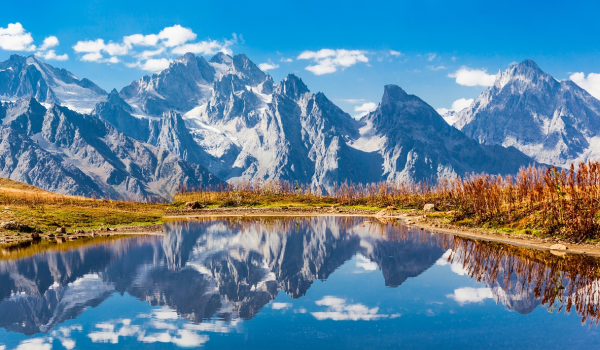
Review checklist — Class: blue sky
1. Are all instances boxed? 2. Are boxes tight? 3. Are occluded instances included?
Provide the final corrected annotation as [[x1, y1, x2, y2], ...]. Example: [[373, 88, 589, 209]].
[[1, 0, 599, 116]]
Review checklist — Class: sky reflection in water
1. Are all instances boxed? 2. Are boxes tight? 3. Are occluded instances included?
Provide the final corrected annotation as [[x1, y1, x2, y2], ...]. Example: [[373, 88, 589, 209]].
[[0, 216, 599, 349]]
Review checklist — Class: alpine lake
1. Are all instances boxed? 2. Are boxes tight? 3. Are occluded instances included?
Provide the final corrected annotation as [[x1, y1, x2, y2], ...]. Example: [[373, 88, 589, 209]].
[[1, 216, 599, 349]]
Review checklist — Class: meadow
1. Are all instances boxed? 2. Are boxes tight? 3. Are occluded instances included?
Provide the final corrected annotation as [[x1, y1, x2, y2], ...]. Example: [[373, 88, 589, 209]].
[[2, 161, 600, 243]]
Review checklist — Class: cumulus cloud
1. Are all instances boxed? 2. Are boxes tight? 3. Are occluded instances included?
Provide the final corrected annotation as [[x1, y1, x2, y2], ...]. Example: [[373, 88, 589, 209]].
[[271, 302, 292, 310], [258, 61, 279, 71], [570, 72, 600, 100], [88, 309, 239, 347], [297, 49, 368, 75], [72, 24, 237, 72], [448, 67, 496, 86], [355, 254, 378, 271], [426, 53, 437, 61], [15, 338, 53, 350], [38, 36, 59, 51], [0, 23, 68, 61], [0, 23, 35, 51], [447, 287, 494, 305], [36, 50, 68, 61], [311, 296, 399, 321], [354, 102, 377, 118], [280, 57, 293, 63], [451, 98, 474, 112], [435, 250, 469, 275], [390, 50, 403, 57]]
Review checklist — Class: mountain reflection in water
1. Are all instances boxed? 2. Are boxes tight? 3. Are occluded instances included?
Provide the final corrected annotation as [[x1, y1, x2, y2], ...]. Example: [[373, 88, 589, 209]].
[[1, 216, 600, 349]]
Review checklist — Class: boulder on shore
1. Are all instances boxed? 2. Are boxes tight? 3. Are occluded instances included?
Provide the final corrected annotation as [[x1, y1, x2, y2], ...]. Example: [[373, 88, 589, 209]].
[[185, 201, 203, 210], [423, 204, 435, 212]]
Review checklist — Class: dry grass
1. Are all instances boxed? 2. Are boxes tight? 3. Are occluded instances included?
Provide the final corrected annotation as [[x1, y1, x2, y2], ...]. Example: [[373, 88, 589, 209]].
[[0, 178, 166, 235], [176, 161, 600, 242]]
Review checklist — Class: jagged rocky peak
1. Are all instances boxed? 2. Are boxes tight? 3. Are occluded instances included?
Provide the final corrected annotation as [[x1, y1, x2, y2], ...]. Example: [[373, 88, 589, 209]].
[[210, 52, 233, 65], [276, 74, 310, 100], [494, 58, 556, 91], [106, 88, 133, 112], [0, 54, 106, 112], [455, 58, 600, 167], [381, 84, 409, 103]]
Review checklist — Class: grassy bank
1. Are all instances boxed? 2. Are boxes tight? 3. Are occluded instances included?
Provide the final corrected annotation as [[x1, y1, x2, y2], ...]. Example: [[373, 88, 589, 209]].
[[4, 160, 600, 243], [0, 178, 165, 237], [176, 161, 600, 243]]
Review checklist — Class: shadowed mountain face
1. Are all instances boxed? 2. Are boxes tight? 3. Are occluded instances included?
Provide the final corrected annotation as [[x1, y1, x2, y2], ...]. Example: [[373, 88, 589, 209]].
[[455, 59, 600, 167], [0, 216, 582, 338]]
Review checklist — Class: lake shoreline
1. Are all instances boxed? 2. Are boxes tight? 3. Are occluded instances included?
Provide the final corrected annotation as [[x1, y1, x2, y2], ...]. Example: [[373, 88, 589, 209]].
[[4, 207, 600, 258], [165, 207, 600, 258]]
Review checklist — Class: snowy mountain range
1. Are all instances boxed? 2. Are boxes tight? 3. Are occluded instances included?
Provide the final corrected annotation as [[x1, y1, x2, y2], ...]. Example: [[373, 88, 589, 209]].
[[0, 53, 575, 198], [454, 59, 600, 167]]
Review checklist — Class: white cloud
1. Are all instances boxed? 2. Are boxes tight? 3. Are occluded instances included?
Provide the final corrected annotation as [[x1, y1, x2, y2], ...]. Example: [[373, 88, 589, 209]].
[[436, 107, 450, 115], [427, 65, 447, 71], [171, 36, 235, 56], [340, 98, 365, 104], [157, 25, 196, 47], [448, 67, 496, 86], [140, 58, 172, 72], [435, 250, 468, 275], [0, 23, 68, 61], [36, 50, 68, 61], [354, 102, 377, 118], [451, 98, 474, 112], [50, 325, 83, 350], [88, 309, 239, 348], [280, 57, 293, 63], [73, 24, 236, 71], [426, 53, 437, 61], [258, 61, 279, 71], [0, 23, 35, 51], [447, 287, 494, 305], [312, 296, 399, 321], [355, 255, 378, 271], [15, 338, 53, 350], [271, 302, 292, 310], [39, 36, 59, 51], [390, 50, 403, 57], [570, 72, 600, 100], [298, 49, 368, 75]]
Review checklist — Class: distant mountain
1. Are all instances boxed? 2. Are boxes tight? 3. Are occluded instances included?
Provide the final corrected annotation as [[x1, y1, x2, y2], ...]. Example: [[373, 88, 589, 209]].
[[0, 53, 541, 194], [350, 85, 536, 182], [0, 98, 220, 199], [455, 59, 600, 167], [0, 54, 107, 113], [110, 53, 536, 186]]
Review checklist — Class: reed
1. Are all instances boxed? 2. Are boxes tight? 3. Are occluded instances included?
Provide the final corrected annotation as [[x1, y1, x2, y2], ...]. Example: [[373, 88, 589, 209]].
[[176, 161, 600, 241]]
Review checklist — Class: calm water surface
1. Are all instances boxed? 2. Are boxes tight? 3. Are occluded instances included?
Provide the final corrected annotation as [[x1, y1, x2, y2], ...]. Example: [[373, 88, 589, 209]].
[[1, 216, 600, 349]]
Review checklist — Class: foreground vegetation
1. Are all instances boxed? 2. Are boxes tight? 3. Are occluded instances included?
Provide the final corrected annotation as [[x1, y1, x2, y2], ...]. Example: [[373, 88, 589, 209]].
[[177, 161, 600, 242], [0, 178, 164, 236], [3, 160, 600, 243]]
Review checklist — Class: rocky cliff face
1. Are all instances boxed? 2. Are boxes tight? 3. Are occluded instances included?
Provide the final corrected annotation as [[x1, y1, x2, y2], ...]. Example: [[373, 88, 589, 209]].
[[455, 59, 600, 167], [351, 85, 537, 183], [0, 53, 541, 194], [0, 98, 220, 199], [0, 55, 107, 113]]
